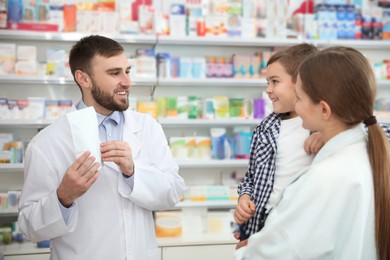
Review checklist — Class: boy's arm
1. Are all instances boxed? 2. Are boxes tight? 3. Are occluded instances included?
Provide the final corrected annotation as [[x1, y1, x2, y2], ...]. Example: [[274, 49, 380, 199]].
[[237, 129, 260, 196]]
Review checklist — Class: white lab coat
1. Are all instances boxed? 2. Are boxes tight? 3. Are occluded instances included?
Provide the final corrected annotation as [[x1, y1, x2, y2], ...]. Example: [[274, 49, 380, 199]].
[[235, 124, 377, 260], [18, 110, 186, 260]]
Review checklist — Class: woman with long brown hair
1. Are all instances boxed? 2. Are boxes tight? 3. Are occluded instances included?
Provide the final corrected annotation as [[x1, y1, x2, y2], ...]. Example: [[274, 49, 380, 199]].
[[235, 46, 390, 259]]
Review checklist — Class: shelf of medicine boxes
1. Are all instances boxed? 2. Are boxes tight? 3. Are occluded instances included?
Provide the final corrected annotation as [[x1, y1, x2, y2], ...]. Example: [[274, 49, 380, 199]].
[[0, 118, 261, 129], [159, 118, 261, 127], [173, 159, 245, 209], [0, 119, 56, 128], [0, 159, 249, 172], [175, 200, 237, 209], [0, 162, 24, 218], [0, 74, 156, 87], [176, 159, 248, 168], [157, 78, 267, 88], [0, 164, 21, 217], [157, 35, 390, 50], [158, 77, 390, 89], [0, 207, 18, 217], [0, 30, 156, 44], [0, 160, 243, 214], [2, 30, 390, 50], [1, 75, 389, 89]]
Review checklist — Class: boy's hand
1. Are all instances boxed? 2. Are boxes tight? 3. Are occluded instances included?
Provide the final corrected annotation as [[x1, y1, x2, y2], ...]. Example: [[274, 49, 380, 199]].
[[234, 194, 256, 224], [304, 132, 325, 155], [236, 239, 248, 250], [233, 231, 240, 240]]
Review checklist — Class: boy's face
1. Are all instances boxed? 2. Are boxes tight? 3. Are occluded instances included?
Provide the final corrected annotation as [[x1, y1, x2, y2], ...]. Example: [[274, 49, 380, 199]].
[[88, 53, 132, 115], [265, 61, 297, 117]]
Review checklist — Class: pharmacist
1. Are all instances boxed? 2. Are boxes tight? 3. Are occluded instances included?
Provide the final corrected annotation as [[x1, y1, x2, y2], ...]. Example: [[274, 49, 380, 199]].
[[18, 35, 186, 260]]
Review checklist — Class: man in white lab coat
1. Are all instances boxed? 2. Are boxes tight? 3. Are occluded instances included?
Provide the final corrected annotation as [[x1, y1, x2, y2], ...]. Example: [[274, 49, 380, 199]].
[[18, 35, 186, 260]]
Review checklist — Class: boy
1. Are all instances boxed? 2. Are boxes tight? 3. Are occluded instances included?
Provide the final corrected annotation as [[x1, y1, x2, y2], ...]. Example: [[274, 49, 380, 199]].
[[234, 43, 320, 248]]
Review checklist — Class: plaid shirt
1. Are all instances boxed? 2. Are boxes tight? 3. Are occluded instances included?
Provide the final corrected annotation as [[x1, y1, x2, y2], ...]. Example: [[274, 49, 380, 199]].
[[237, 112, 291, 237], [237, 113, 390, 237]]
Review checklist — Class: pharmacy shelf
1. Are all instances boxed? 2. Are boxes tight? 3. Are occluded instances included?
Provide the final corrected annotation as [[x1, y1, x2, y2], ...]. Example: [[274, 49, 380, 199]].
[[157, 36, 390, 49], [0, 75, 74, 85], [0, 119, 54, 128], [317, 39, 390, 49], [157, 78, 266, 87], [159, 118, 260, 127], [375, 110, 390, 124], [158, 35, 306, 47], [0, 75, 156, 86], [1, 31, 389, 49], [176, 159, 248, 168], [0, 119, 260, 128], [0, 208, 18, 217], [0, 163, 24, 172], [158, 234, 236, 247], [175, 200, 236, 209], [0, 30, 156, 44], [377, 80, 390, 88], [1, 75, 387, 88], [2, 241, 50, 256], [0, 160, 248, 173], [0, 160, 248, 171], [157, 233, 236, 247]]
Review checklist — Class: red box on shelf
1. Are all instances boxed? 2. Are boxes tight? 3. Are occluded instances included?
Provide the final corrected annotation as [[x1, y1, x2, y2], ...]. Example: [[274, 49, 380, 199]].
[[7, 22, 59, 32]]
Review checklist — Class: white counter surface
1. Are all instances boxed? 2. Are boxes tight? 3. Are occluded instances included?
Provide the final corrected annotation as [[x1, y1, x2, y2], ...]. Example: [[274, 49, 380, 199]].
[[2, 233, 237, 255]]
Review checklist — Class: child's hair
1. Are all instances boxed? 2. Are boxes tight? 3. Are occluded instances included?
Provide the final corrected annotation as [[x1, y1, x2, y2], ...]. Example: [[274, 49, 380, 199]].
[[267, 43, 319, 83], [299, 46, 390, 260]]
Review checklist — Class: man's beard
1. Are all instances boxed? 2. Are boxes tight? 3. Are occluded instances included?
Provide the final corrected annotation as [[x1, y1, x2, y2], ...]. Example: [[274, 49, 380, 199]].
[[91, 80, 129, 112]]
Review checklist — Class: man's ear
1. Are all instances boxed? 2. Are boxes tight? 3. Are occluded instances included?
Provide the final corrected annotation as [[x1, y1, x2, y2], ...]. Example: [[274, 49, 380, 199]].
[[319, 100, 332, 121], [74, 70, 91, 89]]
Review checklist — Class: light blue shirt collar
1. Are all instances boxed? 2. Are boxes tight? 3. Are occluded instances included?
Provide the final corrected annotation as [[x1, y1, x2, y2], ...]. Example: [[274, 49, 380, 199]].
[[75, 100, 124, 126]]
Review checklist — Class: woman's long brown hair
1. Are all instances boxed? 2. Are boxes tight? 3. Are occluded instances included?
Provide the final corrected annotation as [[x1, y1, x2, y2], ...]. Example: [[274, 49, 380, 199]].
[[299, 46, 390, 260]]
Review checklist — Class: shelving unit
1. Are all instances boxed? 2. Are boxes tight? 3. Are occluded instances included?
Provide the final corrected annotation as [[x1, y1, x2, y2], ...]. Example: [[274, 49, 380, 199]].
[[0, 30, 156, 44], [157, 35, 390, 50], [0, 164, 24, 172], [157, 78, 267, 87], [176, 159, 247, 168], [0, 160, 247, 171], [1, 74, 390, 88], [1, 31, 389, 203], [0, 208, 18, 217], [0, 74, 156, 87], [176, 200, 236, 209], [1, 30, 390, 260]]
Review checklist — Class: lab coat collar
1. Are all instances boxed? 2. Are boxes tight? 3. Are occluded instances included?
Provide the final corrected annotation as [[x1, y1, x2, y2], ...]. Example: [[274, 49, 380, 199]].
[[122, 110, 141, 156], [313, 124, 365, 164]]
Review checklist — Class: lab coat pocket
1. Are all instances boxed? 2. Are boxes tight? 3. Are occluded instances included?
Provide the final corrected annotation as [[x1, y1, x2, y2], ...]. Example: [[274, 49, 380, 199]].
[[132, 205, 158, 259]]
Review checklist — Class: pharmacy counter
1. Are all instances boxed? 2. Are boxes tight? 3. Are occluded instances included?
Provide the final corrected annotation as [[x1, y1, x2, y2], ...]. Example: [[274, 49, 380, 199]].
[[2, 234, 237, 260]]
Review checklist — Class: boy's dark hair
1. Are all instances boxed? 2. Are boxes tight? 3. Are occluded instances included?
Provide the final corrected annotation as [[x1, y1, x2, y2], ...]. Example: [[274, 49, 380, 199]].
[[69, 35, 124, 78], [267, 43, 318, 83]]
